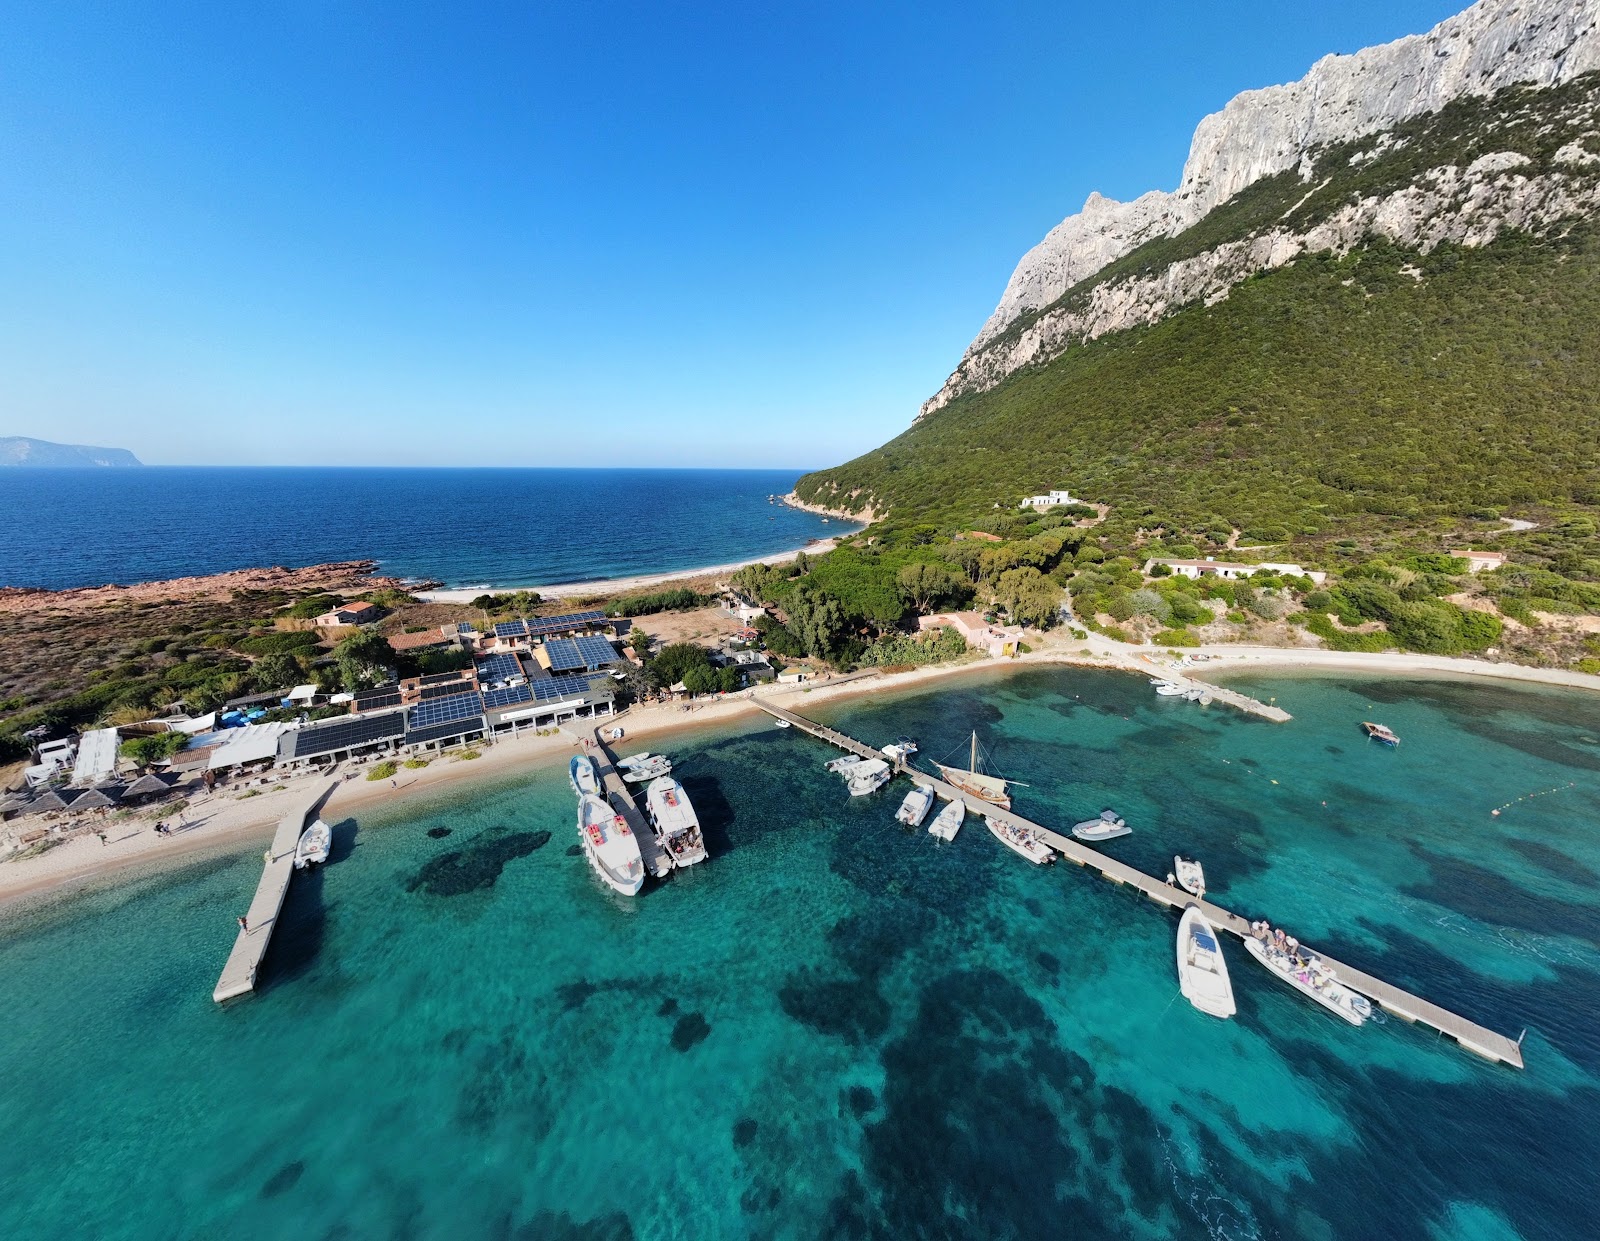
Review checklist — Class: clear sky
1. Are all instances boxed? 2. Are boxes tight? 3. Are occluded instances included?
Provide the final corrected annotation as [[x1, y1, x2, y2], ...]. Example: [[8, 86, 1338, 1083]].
[[0, 0, 1465, 468]]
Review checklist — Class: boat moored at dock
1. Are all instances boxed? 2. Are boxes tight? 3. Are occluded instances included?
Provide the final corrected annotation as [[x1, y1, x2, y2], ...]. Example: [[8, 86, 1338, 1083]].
[[986, 815, 1053, 864], [617, 753, 672, 783], [1177, 906, 1236, 1019], [931, 731, 1013, 809], [1174, 856, 1206, 897], [1244, 931, 1372, 1026], [293, 819, 332, 870], [570, 754, 601, 797], [928, 797, 965, 841], [896, 784, 934, 827], [644, 776, 707, 866], [578, 793, 646, 896], [844, 758, 891, 796], [1071, 810, 1131, 842]]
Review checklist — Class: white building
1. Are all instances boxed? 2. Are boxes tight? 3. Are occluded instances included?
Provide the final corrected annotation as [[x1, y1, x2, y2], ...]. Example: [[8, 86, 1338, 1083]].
[[1020, 489, 1079, 511], [1145, 557, 1327, 586], [1449, 549, 1508, 574], [918, 611, 1024, 658]]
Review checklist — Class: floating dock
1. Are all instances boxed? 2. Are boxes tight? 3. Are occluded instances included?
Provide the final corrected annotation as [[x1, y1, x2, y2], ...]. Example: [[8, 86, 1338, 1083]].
[[590, 730, 675, 880], [213, 781, 336, 1003], [759, 701, 1525, 1069]]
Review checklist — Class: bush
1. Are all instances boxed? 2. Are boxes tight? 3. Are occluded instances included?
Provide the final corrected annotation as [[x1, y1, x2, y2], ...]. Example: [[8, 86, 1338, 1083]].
[[1153, 628, 1200, 647], [607, 588, 711, 617], [367, 760, 399, 781], [1304, 612, 1397, 652], [235, 631, 321, 656], [119, 731, 190, 767], [1304, 590, 1333, 611], [861, 626, 971, 667]]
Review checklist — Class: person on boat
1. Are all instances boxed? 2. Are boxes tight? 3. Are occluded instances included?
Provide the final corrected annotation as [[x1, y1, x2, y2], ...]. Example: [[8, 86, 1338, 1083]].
[[1165, 872, 1177, 887]]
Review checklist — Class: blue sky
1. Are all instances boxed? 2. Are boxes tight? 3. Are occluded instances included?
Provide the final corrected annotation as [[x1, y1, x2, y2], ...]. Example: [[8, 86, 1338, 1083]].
[[0, 0, 1464, 468]]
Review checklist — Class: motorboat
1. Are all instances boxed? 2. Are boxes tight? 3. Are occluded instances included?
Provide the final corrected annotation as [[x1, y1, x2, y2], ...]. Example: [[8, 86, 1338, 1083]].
[[881, 737, 919, 763], [1243, 934, 1372, 1026], [896, 784, 934, 827], [1362, 721, 1400, 746], [928, 797, 965, 841], [1071, 810, 1131, 842], [825, 755, 865, 774], [773, 720, 791, 729], [293, 819, 331, 869], [569, 754, 601, 798], [1176, 906, 1236, 1019], [845, 758, 891, 796], [1182, 688, 1207, 702], [985, 815, 1053, 864], [617, 752, 672, 783], [578, 793, 645, 896], [1153, 681, 1187, 697], [1174, 855, 1206, 897], [931, 731, 1013, 810], [644, 776, 707, 866]]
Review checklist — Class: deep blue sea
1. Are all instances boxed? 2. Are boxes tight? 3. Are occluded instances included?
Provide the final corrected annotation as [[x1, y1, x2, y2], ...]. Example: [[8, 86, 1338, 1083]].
[[0, 467, 848, 591], [3, 666, 1598, 1240]]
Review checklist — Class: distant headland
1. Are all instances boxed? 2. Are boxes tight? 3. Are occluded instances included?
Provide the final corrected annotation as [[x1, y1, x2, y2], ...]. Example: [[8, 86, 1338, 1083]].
[[0, 436, 141, 467]]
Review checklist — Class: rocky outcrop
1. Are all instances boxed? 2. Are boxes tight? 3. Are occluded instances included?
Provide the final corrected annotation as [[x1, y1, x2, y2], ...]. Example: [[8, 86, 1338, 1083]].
[[924, 0, 1600, 418], [0, 561, 430, 615]]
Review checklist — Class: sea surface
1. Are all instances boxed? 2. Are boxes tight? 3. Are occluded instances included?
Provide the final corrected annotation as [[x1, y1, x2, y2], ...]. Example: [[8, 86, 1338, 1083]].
[[0, 467, 848, 591], [3, 667, 1599, 1240]]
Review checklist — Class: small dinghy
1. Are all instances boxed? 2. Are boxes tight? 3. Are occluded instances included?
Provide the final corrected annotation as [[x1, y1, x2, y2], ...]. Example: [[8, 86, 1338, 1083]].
[[1244, 932, 1372, 1027], [293, 819, 332, 869], [1153, 681, 1187, 697], [1176, 906, 1236, 1019], [825, 755, 865, 774], [1071, 810, 1131, 842], [1362, 721, 1400, 746], [773, 720, 791, 729], [1174, 855, 1206, 897], [617, 753, 672, 783], [569, 755, 601, 798], [986, 815, 1053, 864], [928, 797, 965, 841], [896, 784, 934, 827]]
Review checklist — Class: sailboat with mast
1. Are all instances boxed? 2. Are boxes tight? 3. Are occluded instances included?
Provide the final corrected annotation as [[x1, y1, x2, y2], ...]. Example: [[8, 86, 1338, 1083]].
[[931, 731, 1013, 811]]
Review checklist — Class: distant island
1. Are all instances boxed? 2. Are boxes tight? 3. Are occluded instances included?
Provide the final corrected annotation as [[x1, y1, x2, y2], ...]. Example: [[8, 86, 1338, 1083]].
[[0, 436, 141, 468]]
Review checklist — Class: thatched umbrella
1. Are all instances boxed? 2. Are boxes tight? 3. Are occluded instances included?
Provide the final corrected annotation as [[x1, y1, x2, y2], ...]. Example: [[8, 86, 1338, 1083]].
[[71, 786, 124, 811], [123, 773, 178, 801], [21, 788, 79, 815]]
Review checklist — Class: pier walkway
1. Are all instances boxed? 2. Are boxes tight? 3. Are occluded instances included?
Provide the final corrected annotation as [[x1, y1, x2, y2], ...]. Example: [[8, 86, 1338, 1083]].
[[758, 701, 1524, 1069], [213, 781, 336, 1003], [590, 730, 674, 879]]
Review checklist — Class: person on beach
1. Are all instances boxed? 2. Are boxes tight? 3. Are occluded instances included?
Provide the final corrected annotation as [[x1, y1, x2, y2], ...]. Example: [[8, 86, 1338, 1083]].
[[96, 831, 107, 846]]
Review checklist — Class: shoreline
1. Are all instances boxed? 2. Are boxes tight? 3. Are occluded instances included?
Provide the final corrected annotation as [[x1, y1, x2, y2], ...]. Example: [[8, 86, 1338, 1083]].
[[5, 638, 1598, 916], [415, 530, 863, 603]]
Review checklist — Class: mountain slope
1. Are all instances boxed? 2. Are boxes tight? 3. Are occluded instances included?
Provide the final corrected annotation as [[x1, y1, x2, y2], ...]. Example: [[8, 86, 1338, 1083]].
[[0, 437, 142, 468]]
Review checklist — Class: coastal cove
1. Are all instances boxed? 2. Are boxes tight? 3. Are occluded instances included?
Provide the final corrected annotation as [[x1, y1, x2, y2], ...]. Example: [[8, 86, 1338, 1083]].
[[0, 467, 855, 591], [3, 665, 1599, 1239]]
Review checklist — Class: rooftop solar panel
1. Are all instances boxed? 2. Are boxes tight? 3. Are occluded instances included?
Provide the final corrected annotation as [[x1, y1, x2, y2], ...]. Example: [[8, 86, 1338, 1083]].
[[532, 675, 595, 703], [286, 711, 406, 758], [482, 683, 534, 710], [407, 692, 484, 731], [476, 653, 523, 683], [543, 637, 585, 672], [526, 610, 607, 637], [420, 670, 472, 686], [573, 634, 618, 667], [404, 719, 486, 747], [352, 687, 403, 712], [494, 620, 527, 639], [418, 679, 478, 702]]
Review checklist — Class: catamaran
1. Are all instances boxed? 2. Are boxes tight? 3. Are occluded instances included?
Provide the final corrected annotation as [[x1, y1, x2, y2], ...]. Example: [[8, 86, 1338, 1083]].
[[644, 775, 707, 866], [1176, 906, 1236, 1019], [578, 792, 646, 896], [1244, 934, 1372, 1026], [617, 753, 672, 782], [928, 797, 965, 841], [1071, 809, 1131, 842], [1174, 855, 1206, 897], [569, 754, 601, 798], [896, 784, 934, 827], [293, 819, 332, 869], [932, 732, 1013, 809], [985, 815, 1053, 864]]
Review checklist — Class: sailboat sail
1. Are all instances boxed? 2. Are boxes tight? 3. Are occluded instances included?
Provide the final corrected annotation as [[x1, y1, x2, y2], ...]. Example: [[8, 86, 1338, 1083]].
[[932, 731, 1012, 808]]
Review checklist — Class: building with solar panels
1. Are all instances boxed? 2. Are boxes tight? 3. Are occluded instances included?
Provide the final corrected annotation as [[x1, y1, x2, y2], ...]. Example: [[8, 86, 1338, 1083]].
[[534, 634, 620, 675]]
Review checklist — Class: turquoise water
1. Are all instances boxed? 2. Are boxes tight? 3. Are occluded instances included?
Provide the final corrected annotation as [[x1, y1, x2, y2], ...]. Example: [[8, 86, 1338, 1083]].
[[3, 667, 1599, 1240]]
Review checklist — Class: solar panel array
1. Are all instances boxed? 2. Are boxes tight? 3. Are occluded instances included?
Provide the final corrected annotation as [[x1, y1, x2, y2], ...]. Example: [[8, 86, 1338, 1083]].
[[572, 634, 619, 667], [493, 619, 527, 639], [526, 610, 607, 637], [285, 711, 406, 759], [476, 653, 523, 683], [405, 719, 487, 747], [420, 670, 471, 686], [543, 638, 586, 672], [407, 692, 484, 731], [419, 679, 478, 702], [352, 687, 402, 713], [482, 682, 534, 710], [532, 675, 595, 702]]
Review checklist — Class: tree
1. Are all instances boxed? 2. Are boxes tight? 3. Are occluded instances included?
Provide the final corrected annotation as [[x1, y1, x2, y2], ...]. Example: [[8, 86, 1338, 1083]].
[[785, 586, 847, 658], [250, 652, 304, 694], [681, 665, 719, 695], [897, 561, 962, 613], [119, 731, 190, 768], [334, 629, 395, 692], [995, 567, 1065, 627], [649, 642, 714, 689]]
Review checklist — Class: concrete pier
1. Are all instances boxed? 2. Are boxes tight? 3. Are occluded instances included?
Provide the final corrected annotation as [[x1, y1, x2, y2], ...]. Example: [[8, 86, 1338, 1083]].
[[213, 781, 336, 1003], [590, 730, 674, 880], [760, 701, 1525, 1070]]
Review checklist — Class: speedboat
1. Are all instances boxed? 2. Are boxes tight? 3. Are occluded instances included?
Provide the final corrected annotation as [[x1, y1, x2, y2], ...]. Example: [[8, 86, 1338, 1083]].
[[1174, 855, 1206, 897], [617, 752, 672, 783], [845, 758, 891, 796], [1362, 721, 1400, 746], [578, 793, 645, 896], [896, 784, 934, 827], [1153, 681, 1187, 697], [293, 819, 331, 869], [881, 739, 918, 763], [1243, 934, 1372, 1026], [928, 797, 965, 841], [1182, 688, 1207, 702], [569, 754, 601, 797], [985, 815, 1053, 864], [1176, 906, 1236, 1019], [1071, 810, 1131, 842], [825, 755, 865, 774], [773, 720, 791, 729], [644, 776, 707, 866]]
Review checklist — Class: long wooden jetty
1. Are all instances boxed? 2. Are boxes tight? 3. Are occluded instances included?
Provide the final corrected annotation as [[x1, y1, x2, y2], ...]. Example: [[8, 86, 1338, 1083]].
[[758, 701, 1525, 1069], [213, 781, 336, 1003], [590, 729, 674, 879]]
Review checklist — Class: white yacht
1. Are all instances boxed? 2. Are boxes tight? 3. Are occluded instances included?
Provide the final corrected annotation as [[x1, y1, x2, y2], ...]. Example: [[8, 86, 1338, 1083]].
[[928, 797, 965, 841], [985, 815, 1053, 864], [617, 753, 672, 783], [569, 754, 601, 798], [1174, 856, 1206, 897], [293, 819, 331, 869], [644, 776, 707, 866], [578, 793, 645, 896], [845, 758, 891, 796], [896, 784, 934, 827], [1071, 810, 1131, 842], [1176, 906, 1236, 1019], [1153, 681, 1187, 697], [1244, 934, 1372, 1026]]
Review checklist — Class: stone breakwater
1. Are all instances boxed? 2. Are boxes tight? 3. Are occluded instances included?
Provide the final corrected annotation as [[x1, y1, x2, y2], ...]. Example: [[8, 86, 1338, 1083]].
[[0, 560, 433, 615]]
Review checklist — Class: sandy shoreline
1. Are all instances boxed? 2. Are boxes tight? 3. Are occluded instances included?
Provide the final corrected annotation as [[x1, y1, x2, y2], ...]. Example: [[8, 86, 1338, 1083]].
[[5, 636, 1598, 917], [416, 529, 863, 603]]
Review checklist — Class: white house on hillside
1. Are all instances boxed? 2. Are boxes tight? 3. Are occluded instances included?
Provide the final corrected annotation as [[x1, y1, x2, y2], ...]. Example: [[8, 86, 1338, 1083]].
[[1020, 488, 1079, 510], [1145, 557, 1327, 586]]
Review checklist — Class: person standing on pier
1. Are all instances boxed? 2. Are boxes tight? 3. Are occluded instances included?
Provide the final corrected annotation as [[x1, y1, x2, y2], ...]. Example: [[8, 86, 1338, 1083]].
[[238, 915, 249, 933]]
